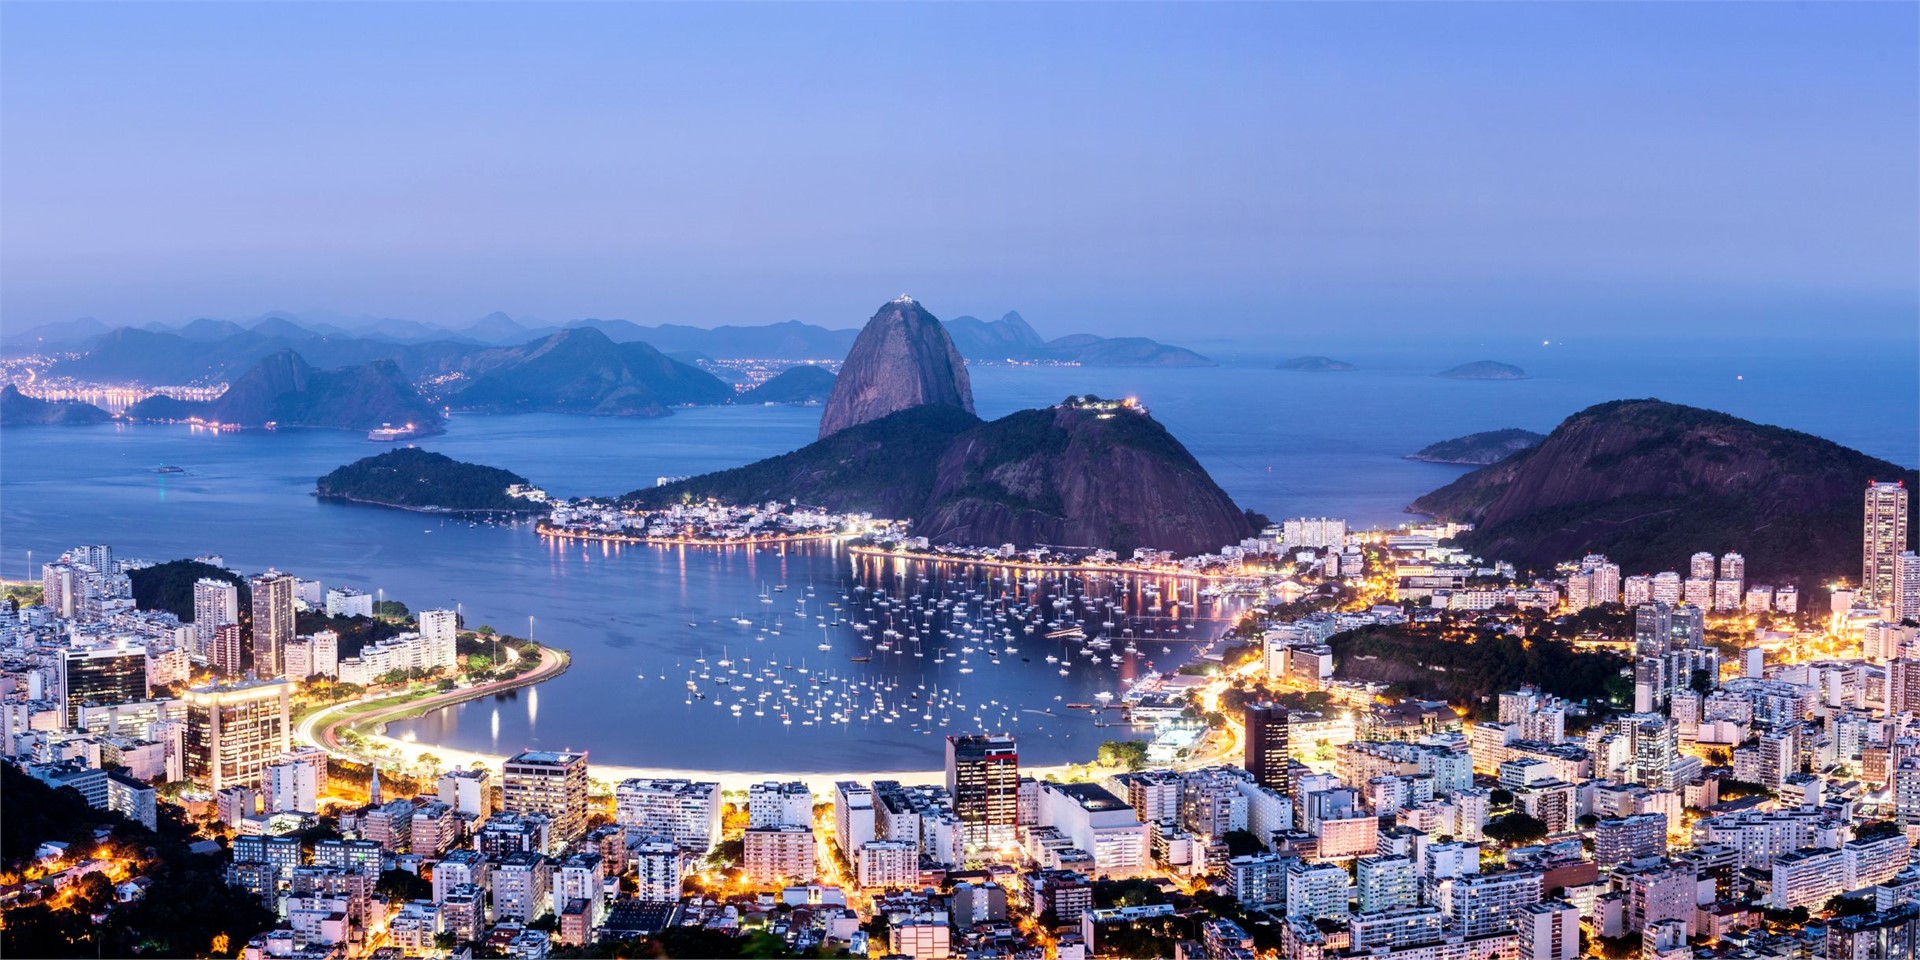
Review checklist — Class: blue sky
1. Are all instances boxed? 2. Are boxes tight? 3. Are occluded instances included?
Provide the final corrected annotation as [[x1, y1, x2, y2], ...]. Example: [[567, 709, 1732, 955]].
[[2, 2, 1914, 341]]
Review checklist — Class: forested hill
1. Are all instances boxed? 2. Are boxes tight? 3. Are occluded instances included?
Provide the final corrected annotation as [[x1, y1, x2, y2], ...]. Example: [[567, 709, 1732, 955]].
[[316, 448, 545, 514]]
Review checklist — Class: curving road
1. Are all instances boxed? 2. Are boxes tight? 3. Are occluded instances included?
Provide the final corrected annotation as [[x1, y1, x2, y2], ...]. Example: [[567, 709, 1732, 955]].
[[300, 644, 568, 759]]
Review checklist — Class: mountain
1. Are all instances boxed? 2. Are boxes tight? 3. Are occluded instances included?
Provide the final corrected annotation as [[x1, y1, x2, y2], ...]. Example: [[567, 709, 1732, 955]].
[[449, 327, 732, 416], [177, 317, 249, 341], [1409, 399, 1919, 584], [248, 315, 321, 340], [1408, 428, 1544, 465], [943, 311, 1051, 359], [0, 316, 110, 353], [1048, 334, 1214, 367], [551, 318, 858, 359], [628, 399, 1253, 556], [916, 400, 1253, 556], [316, 448, 544, 514], [739, 365, 836, 404], [630, 405, 983, 519], [125, 350, 443, 432], [0, 384, 112, 425], [818, 297, 975, 439], [462, 311, 532, 343], [1278, 356, 1357, 372], [1438, 360, 1527, 380], [940, 312, 1215, 367]]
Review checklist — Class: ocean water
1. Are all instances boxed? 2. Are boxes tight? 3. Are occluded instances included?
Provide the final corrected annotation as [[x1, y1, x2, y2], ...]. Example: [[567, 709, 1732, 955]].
[[2, 337, 1913, 770]]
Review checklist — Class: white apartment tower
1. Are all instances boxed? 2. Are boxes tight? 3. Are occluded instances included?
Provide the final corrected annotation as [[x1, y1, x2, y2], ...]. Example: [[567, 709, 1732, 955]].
[[1865, 482, 1910, 608]]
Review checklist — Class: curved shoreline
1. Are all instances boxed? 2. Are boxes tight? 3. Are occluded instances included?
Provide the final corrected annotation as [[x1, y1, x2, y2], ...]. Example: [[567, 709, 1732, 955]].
[[845, 543, 1256, 583], [537, 522, 838, 548]]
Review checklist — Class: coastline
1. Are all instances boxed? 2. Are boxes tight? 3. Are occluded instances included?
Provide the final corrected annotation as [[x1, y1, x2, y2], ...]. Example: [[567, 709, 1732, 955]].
[[536, 522, 838, 548], [843, 543, 1256, 583], [313, 491, 546, 518], [305, 643, 1082, 792]]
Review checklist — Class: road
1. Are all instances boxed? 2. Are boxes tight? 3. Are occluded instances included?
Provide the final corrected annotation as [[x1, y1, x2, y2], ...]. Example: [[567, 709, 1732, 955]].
[[298, 643, 568, 760]]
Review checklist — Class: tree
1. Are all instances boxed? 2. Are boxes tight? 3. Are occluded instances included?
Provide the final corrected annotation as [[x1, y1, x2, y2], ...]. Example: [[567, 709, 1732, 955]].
[[1096, 739, 1149, 771], [1222, 829, 1266, 858], [375, 599, 411, 619], [1483, 813, 1549, 846], [376, 868, 432, 901]]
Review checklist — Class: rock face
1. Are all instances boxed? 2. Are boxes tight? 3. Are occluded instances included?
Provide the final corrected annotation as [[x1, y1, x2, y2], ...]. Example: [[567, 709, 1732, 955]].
[[0, 384, 111, 425], [917, 402, 1252, 556], [631, 397, 1253, 556], [1411, 399, 1918, 583], [818, 297, 974, 439], [126, 350, 442, 432]]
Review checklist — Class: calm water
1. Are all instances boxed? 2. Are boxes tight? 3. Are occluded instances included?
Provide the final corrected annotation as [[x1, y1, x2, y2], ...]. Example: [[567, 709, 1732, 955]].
[[3, 339, 1914, 769]]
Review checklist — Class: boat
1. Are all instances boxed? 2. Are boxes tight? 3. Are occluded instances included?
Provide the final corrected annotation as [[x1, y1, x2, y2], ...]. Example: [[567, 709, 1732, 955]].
[[154, 464, 185, 474]]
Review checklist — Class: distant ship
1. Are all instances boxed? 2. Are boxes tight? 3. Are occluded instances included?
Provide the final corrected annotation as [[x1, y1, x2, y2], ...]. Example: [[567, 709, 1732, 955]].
[[368, 422, 429, 442], [154, 464, 185, 474]]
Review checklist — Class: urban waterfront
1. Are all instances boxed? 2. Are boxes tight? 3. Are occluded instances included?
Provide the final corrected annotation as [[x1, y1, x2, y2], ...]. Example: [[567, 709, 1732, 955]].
[[4, 350, 1916, 771]]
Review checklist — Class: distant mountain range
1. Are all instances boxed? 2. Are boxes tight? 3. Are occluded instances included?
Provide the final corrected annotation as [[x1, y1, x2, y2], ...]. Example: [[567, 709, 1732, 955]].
[[127, 350, 443, 432], [1411, 399, 1918, 586], [12, 308, 1210, 372], [944, 311, 1214, 366], [447, 328, 731, 416]]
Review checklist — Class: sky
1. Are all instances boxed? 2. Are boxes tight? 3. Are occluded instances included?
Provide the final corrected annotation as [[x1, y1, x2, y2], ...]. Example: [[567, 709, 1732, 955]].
[[2, 2, 1915, 343]]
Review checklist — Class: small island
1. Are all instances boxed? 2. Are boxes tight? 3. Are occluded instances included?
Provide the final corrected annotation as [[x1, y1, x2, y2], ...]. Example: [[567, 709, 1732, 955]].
[[316, 448, 548, 515], [1407, 428, 1544, 465], [740, 364, 836, 404], [1, 384, 113, 426], [1438, 360, 1527, 380], [1276, 355, 1357, 372]]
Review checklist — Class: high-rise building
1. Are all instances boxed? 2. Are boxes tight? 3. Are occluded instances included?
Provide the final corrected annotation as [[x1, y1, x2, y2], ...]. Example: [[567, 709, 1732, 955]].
[[946, 734, 1019, 854], [1516, 900, 1579, 960], [834, 781, 876, 859], [183, 679, 293, 790], [1245, 703, 1291, 795], [747, 780, 814, 828], [193, 578, 240, 659], [1827, 904, 1920, 960], [1633, 603, 1673, 658], [1895, 552, 1920, 623], [1719, 552, 1746, 583], [211, 623, 246, 677], [503, 750, 590, 843], [41, 563, 81, 619], [1690, 552, 1717, 581], [249, 572, 296, 679], [61, 643, 149, 725], [614, 778, 722, 852], [1865, 482, 1911, 608], [418, 609, 459, 668]]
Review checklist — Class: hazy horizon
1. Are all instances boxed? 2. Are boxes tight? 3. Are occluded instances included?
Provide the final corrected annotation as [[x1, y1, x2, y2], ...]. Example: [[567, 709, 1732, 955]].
[[4, 3, 1916, 342]]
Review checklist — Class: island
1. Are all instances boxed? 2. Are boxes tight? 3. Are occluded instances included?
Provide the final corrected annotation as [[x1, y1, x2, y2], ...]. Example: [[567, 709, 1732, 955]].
[[1437, 360, 1527, 380], [738, 364, 836, 404], [1406, 427, 1544, 464], [0, 384, 112, 426], [1276, 355, 1357, 372], [315, 448, 549, 515]]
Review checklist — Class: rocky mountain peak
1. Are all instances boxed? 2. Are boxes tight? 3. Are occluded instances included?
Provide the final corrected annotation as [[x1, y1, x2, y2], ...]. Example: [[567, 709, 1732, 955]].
[[817, 297, 974, 439]]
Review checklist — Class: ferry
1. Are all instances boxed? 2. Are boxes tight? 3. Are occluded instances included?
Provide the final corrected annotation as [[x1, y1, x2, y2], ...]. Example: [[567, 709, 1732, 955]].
[[367, 422, 430, 442]]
